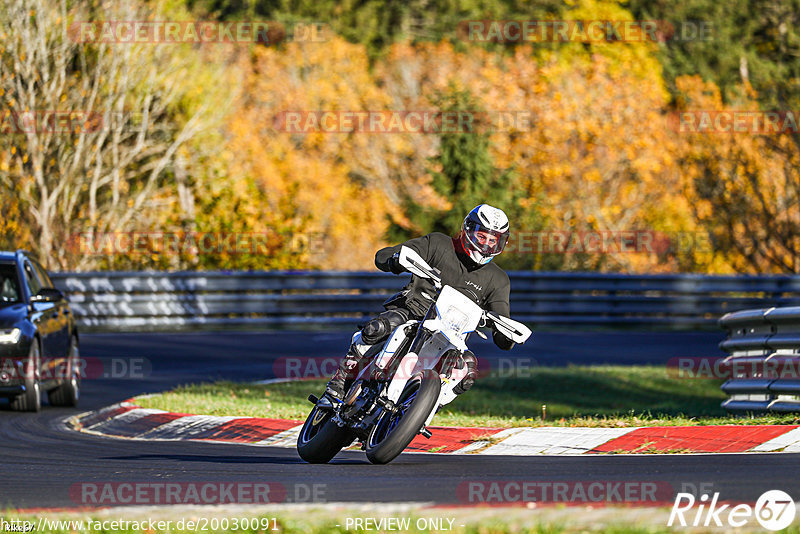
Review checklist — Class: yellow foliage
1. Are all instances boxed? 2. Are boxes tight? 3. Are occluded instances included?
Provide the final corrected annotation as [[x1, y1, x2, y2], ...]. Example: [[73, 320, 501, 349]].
[[377, 36, 687, 272], [3, 0, 792, 274], [674, 75, 800, 273]]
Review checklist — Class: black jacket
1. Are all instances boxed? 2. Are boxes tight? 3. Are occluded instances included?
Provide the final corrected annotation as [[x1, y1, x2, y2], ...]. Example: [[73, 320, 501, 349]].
[[375, 232, 514, 350]]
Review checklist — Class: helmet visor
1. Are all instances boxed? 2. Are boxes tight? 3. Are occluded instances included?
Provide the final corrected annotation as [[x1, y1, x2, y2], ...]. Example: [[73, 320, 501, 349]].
[[464, 221, 509, 256]]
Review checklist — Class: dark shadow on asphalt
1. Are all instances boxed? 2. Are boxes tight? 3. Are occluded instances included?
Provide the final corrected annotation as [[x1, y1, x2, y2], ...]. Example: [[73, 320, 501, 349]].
[[101, 453, 368, 465]]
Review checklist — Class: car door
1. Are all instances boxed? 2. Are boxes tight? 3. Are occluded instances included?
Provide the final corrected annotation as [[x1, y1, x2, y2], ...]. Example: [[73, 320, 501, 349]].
[[32, 259, 70, 358], [22, 260, 59, 360]]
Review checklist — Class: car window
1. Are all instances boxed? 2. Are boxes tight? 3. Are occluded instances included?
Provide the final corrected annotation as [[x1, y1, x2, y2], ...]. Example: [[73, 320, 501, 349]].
[[23, 261, 42, 296], [0, 263, 21, 305], [31, 260, 54, 289]]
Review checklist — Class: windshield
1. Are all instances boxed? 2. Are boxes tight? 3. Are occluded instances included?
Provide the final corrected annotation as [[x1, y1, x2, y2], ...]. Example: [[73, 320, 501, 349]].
[[0, 262, 22, 306]]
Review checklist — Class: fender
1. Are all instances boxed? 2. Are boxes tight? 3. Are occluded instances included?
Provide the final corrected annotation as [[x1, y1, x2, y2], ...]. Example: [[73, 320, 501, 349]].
[[385, 329, 451, 404]]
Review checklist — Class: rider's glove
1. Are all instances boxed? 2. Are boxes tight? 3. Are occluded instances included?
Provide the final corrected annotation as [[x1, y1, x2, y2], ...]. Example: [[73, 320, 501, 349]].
[[387, 252, 405, 275], [492, 328, 515, 351]]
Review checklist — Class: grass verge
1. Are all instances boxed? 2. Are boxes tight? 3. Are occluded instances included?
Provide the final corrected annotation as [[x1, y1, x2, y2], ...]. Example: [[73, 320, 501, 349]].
[[134, 365, 800, 428]]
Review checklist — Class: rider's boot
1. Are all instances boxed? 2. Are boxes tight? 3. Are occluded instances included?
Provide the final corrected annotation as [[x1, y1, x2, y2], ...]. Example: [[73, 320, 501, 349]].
[[323, 311, 406, 402], [324, 340, 371, 401]]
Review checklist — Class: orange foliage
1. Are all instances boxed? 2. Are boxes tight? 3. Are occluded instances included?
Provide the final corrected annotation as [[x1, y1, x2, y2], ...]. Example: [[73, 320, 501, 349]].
[[224, 38, 436, 269], [377, 40, 690, 272], [4, 0, 793, 274]]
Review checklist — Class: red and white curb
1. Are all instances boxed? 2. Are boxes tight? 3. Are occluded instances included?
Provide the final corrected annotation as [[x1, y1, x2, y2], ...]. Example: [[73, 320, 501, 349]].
[[69, 401, 505, 453], [69, 401, 800, 455]]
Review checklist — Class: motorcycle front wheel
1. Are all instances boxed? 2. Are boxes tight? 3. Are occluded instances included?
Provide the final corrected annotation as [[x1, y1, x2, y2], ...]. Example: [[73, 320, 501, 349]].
[[365, 369, 441, 464], [297, 405, 354, 463]]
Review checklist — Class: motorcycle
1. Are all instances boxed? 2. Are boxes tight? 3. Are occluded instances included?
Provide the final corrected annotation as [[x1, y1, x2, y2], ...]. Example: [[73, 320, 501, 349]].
[[296, 245, 532, 464]]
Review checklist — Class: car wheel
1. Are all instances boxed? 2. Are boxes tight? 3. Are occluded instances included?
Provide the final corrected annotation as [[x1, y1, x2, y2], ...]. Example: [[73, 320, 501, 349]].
[[11, 339, 41, 412], [48, 335, 80, 407]]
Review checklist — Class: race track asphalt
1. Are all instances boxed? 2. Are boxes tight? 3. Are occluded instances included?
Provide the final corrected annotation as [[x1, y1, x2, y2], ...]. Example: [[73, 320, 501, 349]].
[[2, 331, 797, 510]]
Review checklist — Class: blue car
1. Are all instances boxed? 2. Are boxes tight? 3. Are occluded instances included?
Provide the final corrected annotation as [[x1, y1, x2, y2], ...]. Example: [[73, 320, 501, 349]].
[[0, 250, 79, 411]]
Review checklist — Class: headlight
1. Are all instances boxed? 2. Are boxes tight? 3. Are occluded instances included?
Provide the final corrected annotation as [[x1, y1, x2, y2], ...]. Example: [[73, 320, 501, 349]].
[[441, 306, 469, 335], [0, 328, 21, 344]]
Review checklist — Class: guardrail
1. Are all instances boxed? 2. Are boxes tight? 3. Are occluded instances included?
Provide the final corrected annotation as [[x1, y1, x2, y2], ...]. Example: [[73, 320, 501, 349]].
[[719, 307, 800, 414], [50, 271, 800, 332]]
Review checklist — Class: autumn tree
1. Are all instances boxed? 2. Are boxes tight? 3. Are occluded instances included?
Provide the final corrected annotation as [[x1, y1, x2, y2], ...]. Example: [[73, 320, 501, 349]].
[[182, 0, 565, 59], [0, 0, 226, 269], [222, 37, 423, 270], [674, 76, 800, 273], [386, 82, 547, 268]]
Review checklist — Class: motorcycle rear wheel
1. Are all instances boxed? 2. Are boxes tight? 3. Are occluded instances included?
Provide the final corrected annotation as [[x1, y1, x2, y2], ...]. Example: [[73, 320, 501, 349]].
[[296, 405, 354, 463]]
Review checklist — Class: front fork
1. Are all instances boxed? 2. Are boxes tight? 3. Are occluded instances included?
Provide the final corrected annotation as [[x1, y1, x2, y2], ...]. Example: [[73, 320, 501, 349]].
[[381, 309, 434, 405]]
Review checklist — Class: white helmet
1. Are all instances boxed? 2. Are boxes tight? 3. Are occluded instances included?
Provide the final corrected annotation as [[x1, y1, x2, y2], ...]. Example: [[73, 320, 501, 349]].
[[458, 204, 510, 265]]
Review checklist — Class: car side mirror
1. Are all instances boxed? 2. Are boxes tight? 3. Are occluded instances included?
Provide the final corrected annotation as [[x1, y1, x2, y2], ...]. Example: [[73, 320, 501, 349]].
[[31, 287, 64, 303]]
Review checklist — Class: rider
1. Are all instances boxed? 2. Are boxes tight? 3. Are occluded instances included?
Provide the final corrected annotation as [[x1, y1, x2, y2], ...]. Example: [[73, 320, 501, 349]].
[[324, 204, 516, 401]]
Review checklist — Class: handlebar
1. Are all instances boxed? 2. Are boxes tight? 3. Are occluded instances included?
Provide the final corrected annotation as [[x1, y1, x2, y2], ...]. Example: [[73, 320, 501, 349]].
[[397, 246, 532, 344]]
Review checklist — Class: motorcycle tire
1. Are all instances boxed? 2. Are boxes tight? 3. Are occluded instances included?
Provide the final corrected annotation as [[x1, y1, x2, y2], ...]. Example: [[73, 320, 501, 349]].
[[365, 369, 441, 464], [296, 405, 355, 464]]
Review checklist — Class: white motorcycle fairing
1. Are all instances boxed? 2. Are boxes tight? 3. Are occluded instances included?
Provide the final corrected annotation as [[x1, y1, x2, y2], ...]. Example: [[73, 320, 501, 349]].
[[384, 285, 483, 409], [378, 247, 531, 430]]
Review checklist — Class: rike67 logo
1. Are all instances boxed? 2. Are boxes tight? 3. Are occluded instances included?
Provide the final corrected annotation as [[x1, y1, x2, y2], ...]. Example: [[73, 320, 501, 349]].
[[668, 490, 796, 530]]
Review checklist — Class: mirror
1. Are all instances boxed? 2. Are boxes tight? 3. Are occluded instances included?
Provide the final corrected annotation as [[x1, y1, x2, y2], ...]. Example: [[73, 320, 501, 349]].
[[31, 287, 64, 303]]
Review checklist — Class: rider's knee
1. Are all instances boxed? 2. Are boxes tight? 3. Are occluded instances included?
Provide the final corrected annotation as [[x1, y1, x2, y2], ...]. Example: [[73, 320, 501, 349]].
[[361, 309, 408, 345], [361, 316, 391, 344]]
